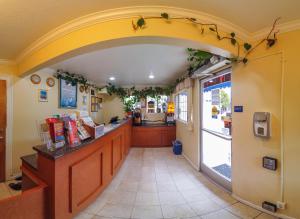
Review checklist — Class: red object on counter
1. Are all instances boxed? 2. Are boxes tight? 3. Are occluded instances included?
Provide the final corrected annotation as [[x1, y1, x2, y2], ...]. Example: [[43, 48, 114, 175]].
[[46, 118, 65, 143], [66, 120, 81, 145]]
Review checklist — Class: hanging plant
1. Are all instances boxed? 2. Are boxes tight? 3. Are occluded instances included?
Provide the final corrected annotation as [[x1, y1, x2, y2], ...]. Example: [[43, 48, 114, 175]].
[[186, 49, 213, 74], [54, 70, 104, 91], [106, 83, 175, 101], [132, 13, 280, 65]]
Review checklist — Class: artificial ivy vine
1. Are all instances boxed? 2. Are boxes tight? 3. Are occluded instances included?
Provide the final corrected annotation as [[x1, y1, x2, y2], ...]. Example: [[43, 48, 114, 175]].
[[54, 70, 103, 91], [132, 13, 280, 64], [106, 83, 175, 101]]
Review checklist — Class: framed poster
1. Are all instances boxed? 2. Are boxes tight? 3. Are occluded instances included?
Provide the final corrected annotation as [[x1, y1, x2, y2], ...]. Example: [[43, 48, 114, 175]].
[[59, 79, 77, 108], [91, 96, 98, 112], [39, 89, 48, 102]]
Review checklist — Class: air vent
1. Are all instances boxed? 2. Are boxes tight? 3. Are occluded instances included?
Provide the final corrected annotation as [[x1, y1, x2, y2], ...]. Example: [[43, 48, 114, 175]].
[[190, 56, 231, 79]]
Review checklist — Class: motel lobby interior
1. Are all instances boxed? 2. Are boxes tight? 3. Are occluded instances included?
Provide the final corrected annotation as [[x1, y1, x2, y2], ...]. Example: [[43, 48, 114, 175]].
[[0, 1, 300, 219]]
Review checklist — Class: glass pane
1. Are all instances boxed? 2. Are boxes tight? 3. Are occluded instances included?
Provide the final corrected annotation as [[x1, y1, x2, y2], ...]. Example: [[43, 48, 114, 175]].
[[202, 131, 232, 180], [202, 74, 232, 135]]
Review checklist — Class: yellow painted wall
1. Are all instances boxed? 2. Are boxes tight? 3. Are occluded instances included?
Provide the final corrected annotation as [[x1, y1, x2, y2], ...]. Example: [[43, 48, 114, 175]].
[[276, 30, 300, 218], [17, 18, 233, 76], [100, 95, 124, 124], [177, 30, 300, 218], [176, 85, 200, 168], [232, 53, 283, 210], [11, 69, 100, 174], [232, 30, 300, 218]]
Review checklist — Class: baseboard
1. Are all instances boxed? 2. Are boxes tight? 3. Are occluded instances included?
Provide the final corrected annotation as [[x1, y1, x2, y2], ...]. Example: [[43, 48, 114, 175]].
[[232, 194, 296, 219], [182, 152, 200, 171]]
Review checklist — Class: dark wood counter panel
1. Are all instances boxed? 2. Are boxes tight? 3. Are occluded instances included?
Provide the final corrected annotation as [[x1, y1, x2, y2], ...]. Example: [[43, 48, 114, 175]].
[[21, 153, 38, 170], [132, 125, 176, 147], [21, 119, 132, 219]]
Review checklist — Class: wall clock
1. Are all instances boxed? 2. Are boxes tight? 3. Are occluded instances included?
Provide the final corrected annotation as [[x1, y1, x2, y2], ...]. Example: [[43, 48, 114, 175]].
[[30, 74, 41, 84], [79, 85, 85, 93], [46, 77, 55, 87]]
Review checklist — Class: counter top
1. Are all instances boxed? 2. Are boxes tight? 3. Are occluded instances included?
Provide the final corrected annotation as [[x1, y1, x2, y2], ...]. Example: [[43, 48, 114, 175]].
[[33, 118, 130, 160], [21, 153, 38, 170], [133, 121, 176, 127]]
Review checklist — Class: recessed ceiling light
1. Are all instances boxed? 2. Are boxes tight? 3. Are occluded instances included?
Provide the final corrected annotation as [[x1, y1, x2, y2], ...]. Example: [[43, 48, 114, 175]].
[[109, 76, 115, 81], [149, 73, 155, 79]]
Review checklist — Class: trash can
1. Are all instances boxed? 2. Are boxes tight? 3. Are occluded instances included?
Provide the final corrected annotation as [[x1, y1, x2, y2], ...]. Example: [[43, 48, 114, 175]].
[[172, 140, 182, 155]]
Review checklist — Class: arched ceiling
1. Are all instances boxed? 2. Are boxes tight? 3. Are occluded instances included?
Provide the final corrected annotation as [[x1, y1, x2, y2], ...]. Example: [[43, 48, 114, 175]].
[[1, 0, 300, 60], [51, 43, 190, 86]]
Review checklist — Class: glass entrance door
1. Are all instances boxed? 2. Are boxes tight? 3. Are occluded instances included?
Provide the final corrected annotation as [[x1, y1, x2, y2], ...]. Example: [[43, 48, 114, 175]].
[[200, 69, 232, 191]]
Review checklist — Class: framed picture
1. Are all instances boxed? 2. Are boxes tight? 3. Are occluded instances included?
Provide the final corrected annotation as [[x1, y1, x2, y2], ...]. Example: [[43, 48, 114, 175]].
[[91, 89, 95, 96], [39, 89, 48, 102], [59, 79, 77, 108], [91, 96, 98, 112]]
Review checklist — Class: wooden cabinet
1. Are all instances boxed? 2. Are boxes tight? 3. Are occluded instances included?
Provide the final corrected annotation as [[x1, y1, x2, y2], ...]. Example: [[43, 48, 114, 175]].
[[70, 147, 104, 212], [132, 126, 176, 147], [124, 122, 132, 155], [112, 134, 123, 174], [24, 119, 132, 219]]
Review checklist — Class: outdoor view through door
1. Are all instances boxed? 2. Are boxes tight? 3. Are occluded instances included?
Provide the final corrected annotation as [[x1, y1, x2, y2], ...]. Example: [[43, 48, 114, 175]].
[[201, 70, 232, 190]]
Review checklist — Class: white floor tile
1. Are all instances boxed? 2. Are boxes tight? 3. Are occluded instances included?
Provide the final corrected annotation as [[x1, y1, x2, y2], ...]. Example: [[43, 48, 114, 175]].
[[161, 203, 197, 218], [202, 209, 240, 219], [158, 191, 186, 205], [132, 205, 163, 219], [97, 204, 133, 218], [226, 202, 261, 219], [135, 192, 160, 205], [188, 199, 223, 216]]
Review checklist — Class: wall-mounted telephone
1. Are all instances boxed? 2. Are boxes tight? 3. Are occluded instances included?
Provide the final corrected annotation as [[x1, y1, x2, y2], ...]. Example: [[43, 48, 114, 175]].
[[253, 112, 271, 138]]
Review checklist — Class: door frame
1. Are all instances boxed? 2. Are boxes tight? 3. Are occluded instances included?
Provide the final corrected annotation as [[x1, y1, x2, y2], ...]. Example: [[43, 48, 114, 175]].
[[0, 75, 13, 181], [199, 68, 232, 192]]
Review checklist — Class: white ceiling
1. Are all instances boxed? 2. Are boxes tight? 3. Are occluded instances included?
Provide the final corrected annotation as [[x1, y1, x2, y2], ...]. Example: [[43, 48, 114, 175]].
[[51, 44, 189, 86], [1, 0, 300, 59]]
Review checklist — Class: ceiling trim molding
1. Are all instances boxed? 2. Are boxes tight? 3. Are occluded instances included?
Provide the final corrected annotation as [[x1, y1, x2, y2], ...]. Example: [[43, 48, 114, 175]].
[[16, 5, 251, 63], [0, 59, 16, 66], [252, 19, 300, 40]]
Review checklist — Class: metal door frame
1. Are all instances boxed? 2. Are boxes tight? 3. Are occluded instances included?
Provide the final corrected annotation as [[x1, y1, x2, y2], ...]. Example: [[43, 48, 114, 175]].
[[199, 68, 232, 191]]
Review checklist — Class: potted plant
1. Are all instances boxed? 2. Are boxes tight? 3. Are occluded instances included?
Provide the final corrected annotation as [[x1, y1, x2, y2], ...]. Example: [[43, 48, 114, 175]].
[[123, 97, 136, 116]]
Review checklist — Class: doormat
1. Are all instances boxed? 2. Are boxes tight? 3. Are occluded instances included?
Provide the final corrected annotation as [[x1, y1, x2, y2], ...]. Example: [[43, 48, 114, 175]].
[[213, 163, 231, 179]]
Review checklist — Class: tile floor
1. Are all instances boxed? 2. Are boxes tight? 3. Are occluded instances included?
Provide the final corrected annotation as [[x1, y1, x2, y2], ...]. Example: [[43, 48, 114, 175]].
[[74, 147, 278, 219], [0, 180, 22, 199]]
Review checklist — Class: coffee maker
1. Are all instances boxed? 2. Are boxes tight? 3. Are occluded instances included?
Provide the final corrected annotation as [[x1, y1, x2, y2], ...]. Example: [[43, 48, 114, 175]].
[[165, 102, 175, 124], [133, 108, 142, 125]]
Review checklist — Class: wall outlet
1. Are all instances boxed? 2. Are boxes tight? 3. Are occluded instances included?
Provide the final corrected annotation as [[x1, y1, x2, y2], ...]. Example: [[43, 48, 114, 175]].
[[277, 201, 286, 210], [262, 201, 277, 212]]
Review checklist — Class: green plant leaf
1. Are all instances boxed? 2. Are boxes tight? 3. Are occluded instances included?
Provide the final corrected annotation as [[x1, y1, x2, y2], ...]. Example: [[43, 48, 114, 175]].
[[244, 43, 252, 51], [228, 57, 238, 62], [267, 39, 276, 47], [242, 58, 248, 64], [161, 13, 169, 19], [231, 38, 237, 45], [137, 17, 145, 28], [230, 32, 236, 38]]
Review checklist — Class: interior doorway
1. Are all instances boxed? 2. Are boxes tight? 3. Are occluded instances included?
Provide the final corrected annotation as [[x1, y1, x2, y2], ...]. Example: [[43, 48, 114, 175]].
[[0, 79, 7, 182], [200, 68, 232, 191]]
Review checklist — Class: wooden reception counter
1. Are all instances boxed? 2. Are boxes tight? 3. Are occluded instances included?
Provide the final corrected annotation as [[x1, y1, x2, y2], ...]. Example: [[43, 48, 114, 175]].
[[21, 119, 132, 219]]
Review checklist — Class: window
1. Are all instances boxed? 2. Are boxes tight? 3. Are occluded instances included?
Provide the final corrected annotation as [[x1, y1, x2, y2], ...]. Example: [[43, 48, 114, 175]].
[[146, 96, 168, 113], [175, 91, 188, 122]]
